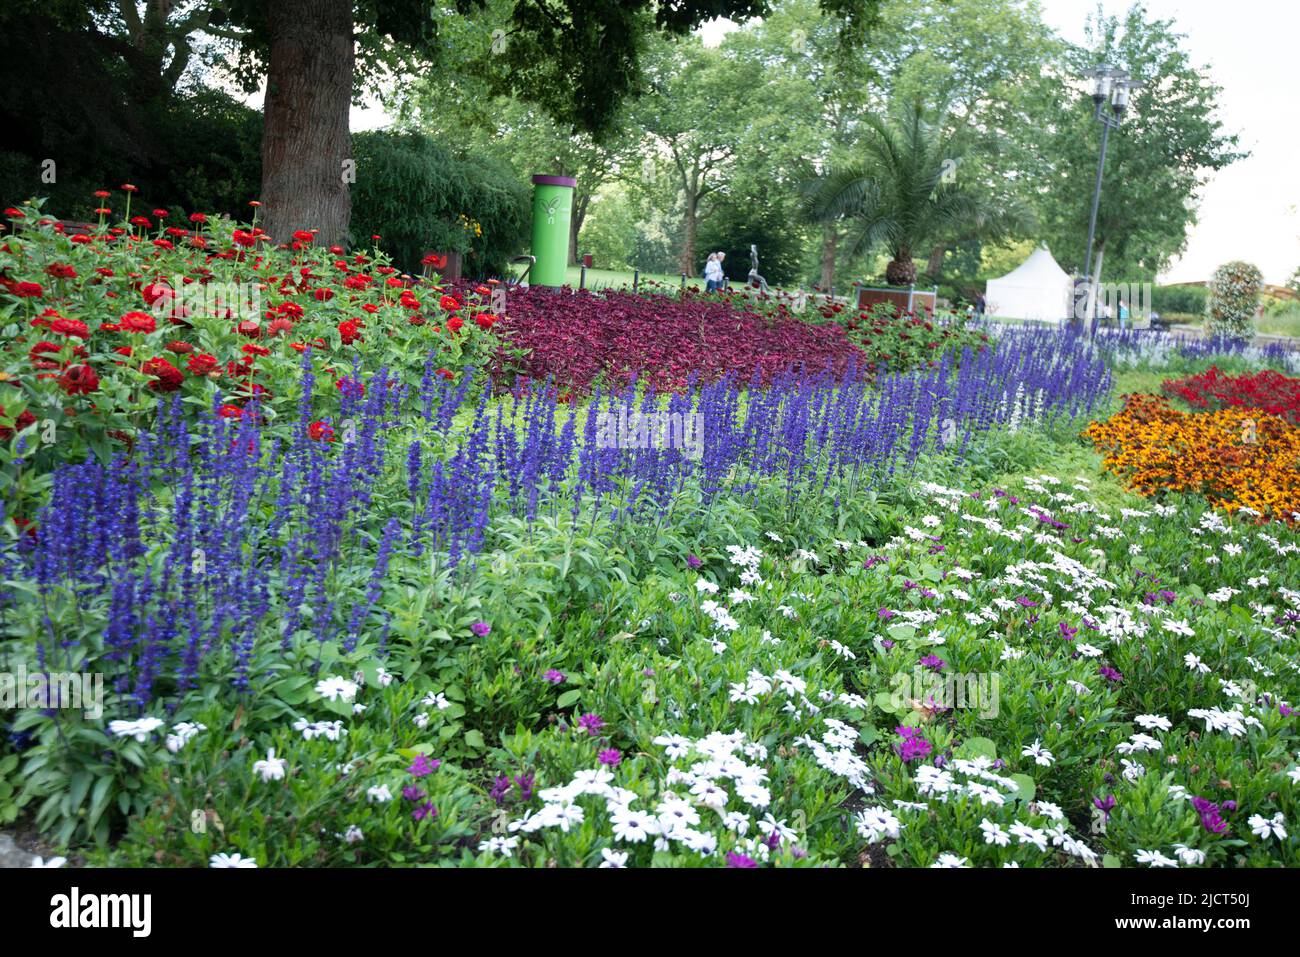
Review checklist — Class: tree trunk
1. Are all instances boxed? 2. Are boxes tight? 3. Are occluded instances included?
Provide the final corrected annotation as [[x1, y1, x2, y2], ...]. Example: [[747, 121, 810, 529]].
[[925, 243, 946, 281], [818, 225, 839, 291], [568, 192, 590, 266], [680, 196, 698, 277], [261, 0, 354, 248]]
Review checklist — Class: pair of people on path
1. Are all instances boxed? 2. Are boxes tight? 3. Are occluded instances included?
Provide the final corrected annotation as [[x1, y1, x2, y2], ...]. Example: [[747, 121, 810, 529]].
[[704, 252, 726, 292]]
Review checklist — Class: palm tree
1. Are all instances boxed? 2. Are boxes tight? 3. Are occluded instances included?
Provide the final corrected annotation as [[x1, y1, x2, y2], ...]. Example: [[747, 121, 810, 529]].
[[804, 99, 1027, 286]]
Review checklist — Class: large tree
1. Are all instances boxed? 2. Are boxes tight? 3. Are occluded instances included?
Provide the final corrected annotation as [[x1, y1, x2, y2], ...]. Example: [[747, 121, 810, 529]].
[[1035, 3, 1244, 282], [225, 0, 880, 247]]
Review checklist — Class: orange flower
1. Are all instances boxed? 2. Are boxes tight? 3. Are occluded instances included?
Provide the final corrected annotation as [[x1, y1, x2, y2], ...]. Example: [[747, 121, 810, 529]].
[[1083, 394, 1300, 525]]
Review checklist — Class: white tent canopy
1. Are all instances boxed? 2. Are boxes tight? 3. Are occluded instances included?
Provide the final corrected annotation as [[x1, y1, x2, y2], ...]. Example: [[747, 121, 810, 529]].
[[985, 246, 1072, 323]]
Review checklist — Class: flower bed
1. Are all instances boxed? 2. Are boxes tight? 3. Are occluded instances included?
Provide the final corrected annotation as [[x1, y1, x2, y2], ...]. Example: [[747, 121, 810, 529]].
[[487, 286, 865, 393], [1083, 393, 1300, 523], [1163, 366, 1300, 424], [0, 198, 500, 471]]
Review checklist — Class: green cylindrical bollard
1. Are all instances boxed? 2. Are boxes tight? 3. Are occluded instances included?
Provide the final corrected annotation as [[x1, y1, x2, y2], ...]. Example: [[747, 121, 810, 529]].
[[530, 174, 576, 288]]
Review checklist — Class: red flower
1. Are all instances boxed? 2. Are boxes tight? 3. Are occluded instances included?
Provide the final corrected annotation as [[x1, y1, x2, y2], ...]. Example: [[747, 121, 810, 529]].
[[217, 404, 243, 419], [439, 294, 460, 312], [446, 315, 464, 334], [307, 420, 335, 442], [189, 212, 207, 224], [186, 353, 219, 376], [165, 340, 194, 354], [13, 281, 43, 298], [236, 320, 261, 337], [0, 406, 37, 441], [58, 364, 99, 396], [28, 341, 64, 368], [119, 311, 157, 333], [338, 319, 363, 345], [50, 317, 90, 339], [143, 357, 184, 393], [46, 263, 77, 279], [474, 312, 495, 330]]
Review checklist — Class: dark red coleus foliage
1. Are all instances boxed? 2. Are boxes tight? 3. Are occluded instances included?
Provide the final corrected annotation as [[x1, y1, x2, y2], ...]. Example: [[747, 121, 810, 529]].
[[485, 288, 865, 393]]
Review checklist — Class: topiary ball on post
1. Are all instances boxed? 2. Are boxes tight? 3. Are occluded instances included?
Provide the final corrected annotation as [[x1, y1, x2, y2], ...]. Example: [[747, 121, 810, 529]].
[[1206, 260, 1263, 340]]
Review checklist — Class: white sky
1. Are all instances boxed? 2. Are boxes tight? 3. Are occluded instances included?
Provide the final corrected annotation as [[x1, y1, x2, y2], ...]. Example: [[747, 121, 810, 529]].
[[348, 1, 1298, 284]]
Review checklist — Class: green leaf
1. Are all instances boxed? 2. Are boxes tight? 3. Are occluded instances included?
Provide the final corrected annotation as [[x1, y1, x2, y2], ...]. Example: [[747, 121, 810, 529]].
[[464, 729, 486, 750], [556, 689, 582, 708], [1009, 773, 1036, 803], [955, 736, 998, 761]]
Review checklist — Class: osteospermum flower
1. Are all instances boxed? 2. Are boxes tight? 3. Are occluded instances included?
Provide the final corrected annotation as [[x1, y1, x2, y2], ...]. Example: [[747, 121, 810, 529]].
[[1021, 740, 1055, 767], [209, 852, 258, 868], [315, 676, 359, 702], [252, 748, 287, 782], [1248, 813, 1287, 840], [108, 717, 165, 742]]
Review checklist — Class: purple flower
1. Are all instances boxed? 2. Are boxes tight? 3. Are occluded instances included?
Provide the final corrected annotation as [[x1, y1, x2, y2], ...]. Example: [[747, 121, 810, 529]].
[[1093, 794, 1116, 820], [877, 607, 895, 619], [894, 726, 933, 763], [513, 772, 535, 802], [919, 654, 946, 672], [685, 553, 702, 569], [577, 713, 605, 736], [490, 775, 511, 804], [1098, 665, 1123, 683], [401, 785, 425, 802], [1191, 796, 1228, 834], [470, 621, 491, 638], [598, 748, 622, 766], [725, 851, 759, 868], [1059, 622, 1078, 641], [407, 754, 440, 777], [544, 669, 566, 684], [412, 802, 438, 821]]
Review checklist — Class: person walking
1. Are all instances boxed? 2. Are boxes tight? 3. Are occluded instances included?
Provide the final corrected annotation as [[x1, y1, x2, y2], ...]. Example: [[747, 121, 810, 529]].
[[704, 252, 725, 292]]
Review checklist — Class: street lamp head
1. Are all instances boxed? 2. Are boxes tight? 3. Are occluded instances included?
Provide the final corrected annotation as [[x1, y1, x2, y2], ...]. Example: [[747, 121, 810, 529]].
[[1110, 78, 1143, 116], [1082, 65, 1128, 106]]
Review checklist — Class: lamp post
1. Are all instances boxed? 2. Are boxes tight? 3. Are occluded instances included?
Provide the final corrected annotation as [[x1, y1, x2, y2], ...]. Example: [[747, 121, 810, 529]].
[[1080, 65, 1142, 337]]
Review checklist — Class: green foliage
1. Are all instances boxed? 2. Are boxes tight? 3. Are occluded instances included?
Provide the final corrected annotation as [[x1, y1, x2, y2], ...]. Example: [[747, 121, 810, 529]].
[[1035, 5, 1245, 280], [350, 132, 530, 276], [803, 100, 1028, 286], [1152, 283, 1208, 318], [1206, 261, 1263, 340]]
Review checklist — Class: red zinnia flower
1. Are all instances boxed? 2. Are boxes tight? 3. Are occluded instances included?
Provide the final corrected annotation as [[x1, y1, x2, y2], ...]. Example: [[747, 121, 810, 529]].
[[50, 317, 90, 339], [186, 353, 218, 376], [143, 357, 184, 393], [58, 364, 99, 395], [119, 311, 157, 333], [338, 319, 363, 345]]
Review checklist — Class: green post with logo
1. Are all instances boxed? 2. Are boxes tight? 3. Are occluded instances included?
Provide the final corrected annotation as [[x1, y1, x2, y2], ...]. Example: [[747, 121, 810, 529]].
[[530, 174, 576, 287]]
